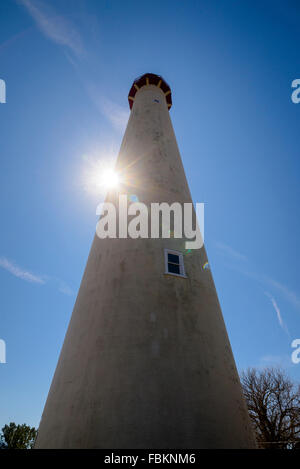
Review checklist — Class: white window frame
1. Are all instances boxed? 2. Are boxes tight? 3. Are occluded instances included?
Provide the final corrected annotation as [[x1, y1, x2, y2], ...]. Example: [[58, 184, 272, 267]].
[[164, 249, 187, 278]]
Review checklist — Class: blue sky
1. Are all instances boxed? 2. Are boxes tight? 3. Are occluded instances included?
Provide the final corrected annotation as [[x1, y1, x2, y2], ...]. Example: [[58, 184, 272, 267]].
[[0, 0, 300, 430]]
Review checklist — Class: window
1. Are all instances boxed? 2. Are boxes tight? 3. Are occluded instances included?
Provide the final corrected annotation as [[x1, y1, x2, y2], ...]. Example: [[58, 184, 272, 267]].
[[164, 249, 186, 278]]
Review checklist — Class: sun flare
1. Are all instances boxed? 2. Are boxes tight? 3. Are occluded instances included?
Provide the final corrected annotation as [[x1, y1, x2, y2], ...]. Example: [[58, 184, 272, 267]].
[[101, 169, 120, 189], [81, 149, 121, 197]]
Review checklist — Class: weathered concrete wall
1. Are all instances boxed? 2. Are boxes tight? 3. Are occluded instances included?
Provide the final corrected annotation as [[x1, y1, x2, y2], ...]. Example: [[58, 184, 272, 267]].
[[35, 82, 256, 448]]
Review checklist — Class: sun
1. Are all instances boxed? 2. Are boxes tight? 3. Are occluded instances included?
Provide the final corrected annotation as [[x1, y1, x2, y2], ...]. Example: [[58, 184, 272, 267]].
[[102, 169, 120, 189], [81, 151, 121, 196]]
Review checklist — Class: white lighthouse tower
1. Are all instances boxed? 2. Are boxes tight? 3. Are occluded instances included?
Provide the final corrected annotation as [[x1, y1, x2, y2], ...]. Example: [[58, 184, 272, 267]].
[[35, 73, 256, 449]]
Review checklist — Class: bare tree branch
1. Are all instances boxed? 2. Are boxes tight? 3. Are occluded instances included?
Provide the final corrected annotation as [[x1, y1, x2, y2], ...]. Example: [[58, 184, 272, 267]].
[[240, 367, 300, 449]]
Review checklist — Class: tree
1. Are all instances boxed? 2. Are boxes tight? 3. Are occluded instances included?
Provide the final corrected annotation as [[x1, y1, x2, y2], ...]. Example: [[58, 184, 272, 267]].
[[240, 367, 300, 449], [0, 422, 37, 449]]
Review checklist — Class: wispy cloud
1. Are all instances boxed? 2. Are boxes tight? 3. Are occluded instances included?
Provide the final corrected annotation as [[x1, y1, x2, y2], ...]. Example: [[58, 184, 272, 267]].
[[216, 241, 300, 319], [99, 97, 129, 133], [215, 241, 247, 261], [227, 263, 300, 313], [263, 275, 300, 311], [19, 0, 85, 57], [264, 291, 289, 335], [58, 281, 74, 296], [0, 256, 74, 296], [258, 354, 294, 369], [18, 1, 130, 133], [0, 257, 45, 284], [87, 84, 129, 133]]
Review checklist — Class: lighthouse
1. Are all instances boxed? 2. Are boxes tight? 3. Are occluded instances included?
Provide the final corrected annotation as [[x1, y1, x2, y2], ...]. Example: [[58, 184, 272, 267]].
[[35, 73, 256, 449]]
